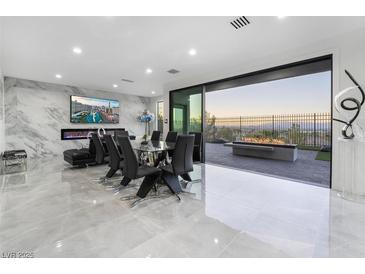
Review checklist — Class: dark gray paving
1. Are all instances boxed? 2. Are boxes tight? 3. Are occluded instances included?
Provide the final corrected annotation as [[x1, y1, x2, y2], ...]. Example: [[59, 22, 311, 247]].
[[205, 143, 330, 187]]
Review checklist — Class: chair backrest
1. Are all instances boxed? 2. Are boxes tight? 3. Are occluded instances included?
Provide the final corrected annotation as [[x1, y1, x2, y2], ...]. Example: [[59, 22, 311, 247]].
[[189, 131, 202, 162], [91, 133, 105, 164], [114, 130, 129, 140], [165, 131, 178, 143], [151, 130, 160, 141], [104, 134, 121, 170], [172, 135, 195, 175], [189, 132, 202, 146], [88, 137, 96, 156], [117, 136, 138, 179]]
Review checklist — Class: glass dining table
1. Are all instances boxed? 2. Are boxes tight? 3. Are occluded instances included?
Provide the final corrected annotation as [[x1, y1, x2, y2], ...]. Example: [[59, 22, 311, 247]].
[[130, 140, 176, 166]]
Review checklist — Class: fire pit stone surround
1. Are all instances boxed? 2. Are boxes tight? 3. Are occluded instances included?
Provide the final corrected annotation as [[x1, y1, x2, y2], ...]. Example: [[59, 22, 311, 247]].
[[224, 141, 298, 162]]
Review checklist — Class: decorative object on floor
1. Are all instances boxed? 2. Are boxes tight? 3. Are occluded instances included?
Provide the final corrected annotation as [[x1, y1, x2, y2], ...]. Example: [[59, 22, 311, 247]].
[[334, 70, 365, 139], [1, 150, 27, 174], [137, 109, 155, 145], [334, 71, 365, 201]]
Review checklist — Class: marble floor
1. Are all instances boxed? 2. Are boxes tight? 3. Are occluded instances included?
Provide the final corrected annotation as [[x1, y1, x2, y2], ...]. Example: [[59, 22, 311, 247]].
[[1, 158, 365, 258]]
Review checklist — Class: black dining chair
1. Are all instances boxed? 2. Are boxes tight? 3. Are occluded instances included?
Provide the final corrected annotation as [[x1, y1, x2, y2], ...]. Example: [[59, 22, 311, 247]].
[[159, 135, 195, 200], [104, 134, 124, 179], [151, 130, 161, 141], [114, 130, 129, 152], [165, 131, 178, 143], [114, 130, 129, 140], [189, 132, 202, 162], [91, 133, 108, 165], [160, 131, 178, 162], [117, 136, 161, 191]]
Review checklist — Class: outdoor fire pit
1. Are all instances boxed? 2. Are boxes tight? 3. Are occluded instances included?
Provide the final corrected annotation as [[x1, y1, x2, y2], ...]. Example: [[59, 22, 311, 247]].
[[224, 138, 298, 162]]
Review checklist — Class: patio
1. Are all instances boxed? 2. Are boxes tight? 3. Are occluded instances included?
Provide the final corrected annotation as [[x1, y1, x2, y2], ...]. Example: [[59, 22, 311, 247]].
[[205, 143, 330, 187]]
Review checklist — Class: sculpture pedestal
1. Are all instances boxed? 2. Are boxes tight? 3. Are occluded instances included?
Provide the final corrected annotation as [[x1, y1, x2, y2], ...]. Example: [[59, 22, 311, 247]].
[[338, 138, 365, 202]]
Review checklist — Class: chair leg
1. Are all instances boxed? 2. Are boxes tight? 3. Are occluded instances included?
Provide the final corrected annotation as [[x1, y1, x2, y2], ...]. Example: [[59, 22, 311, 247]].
[[120, 177, 132, 186], [136, 173, 161, 198], [94, 175, 122, 185], [129, 194, 168, 208], [106, 168, 117, 178], [180, 173, 192, 182], [162, 173, 182, 194]]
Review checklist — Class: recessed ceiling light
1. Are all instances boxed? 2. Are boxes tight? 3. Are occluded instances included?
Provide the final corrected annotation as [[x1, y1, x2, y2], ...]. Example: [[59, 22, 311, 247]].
[[151, 91, 156, 94], [113, 84, 118, 88], [146, 68, 153, 74], [189, 48, 197, 56], [55, 74, 62, 79], [121, 78, 134, 83], [167, 68, 180, 74], [277, 16, 286, 19], [72, 47, 82, 54], [56, 241, 63, 248]]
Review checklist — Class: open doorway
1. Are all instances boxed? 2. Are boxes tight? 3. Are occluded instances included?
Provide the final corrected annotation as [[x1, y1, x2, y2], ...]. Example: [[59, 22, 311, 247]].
[[169, 55, 332, 187], [205, 71, 331, 187]]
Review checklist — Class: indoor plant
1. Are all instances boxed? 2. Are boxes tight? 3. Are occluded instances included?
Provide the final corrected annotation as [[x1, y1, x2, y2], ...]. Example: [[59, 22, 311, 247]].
[[137, 109, 155, 144]]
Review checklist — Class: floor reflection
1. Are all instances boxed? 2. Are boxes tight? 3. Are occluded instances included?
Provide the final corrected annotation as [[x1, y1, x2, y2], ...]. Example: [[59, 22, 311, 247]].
[[0, 157, 365, 257]]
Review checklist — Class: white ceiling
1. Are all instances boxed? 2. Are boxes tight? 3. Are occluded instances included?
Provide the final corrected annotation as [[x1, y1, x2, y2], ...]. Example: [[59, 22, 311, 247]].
[[1, 16, 365, 97]]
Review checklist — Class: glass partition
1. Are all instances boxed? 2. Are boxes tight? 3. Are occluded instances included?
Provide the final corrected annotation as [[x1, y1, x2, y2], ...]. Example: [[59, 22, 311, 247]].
[[157, 100, 164, 135], [170, 86, 203, 134]]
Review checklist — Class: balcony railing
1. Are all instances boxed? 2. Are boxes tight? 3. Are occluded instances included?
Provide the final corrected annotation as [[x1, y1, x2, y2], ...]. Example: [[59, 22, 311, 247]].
[[205, 112, 331, 149]]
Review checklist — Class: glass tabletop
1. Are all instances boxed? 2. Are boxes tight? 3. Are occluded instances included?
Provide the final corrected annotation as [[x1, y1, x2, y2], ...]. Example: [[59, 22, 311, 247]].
[[131, 140, 175, 152]]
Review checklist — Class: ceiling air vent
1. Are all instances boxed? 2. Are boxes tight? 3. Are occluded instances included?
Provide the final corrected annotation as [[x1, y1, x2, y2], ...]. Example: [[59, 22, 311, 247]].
[[121, 78, 134, 83], [167, 69, 180, 74], [230, 16, 250, 29]]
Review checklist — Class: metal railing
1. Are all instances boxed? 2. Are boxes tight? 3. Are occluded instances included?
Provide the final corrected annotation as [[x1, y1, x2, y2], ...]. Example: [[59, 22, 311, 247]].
[[205, 112, 331, 149]]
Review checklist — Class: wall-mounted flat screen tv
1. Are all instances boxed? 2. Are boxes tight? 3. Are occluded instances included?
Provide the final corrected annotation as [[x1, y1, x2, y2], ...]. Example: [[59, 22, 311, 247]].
[[70, 95, 120, 124]]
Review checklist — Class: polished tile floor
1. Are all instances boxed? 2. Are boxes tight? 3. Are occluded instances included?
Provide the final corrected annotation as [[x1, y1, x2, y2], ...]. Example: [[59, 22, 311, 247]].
[[1, 158, 365, 257]]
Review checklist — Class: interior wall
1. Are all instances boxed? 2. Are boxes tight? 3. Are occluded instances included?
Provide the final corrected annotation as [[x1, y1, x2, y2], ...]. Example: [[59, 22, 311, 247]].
[[0, 68, 4, 154], [4, 77, 153, 158], [146, 95, 164, 133], [0, 21, 5, 154], [162, 27, 365, 193]]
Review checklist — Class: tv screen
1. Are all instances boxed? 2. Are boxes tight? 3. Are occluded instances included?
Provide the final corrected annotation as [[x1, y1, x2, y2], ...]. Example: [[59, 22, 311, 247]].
[[70, 95, 120, 124]]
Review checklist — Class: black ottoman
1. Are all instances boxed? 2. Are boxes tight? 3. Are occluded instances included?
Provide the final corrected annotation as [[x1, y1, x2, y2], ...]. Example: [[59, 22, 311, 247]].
[[63, 148, 95, 167]]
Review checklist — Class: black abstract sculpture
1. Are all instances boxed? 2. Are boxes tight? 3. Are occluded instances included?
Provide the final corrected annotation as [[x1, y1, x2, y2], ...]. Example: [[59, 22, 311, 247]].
[[334, 70, 365, 139]]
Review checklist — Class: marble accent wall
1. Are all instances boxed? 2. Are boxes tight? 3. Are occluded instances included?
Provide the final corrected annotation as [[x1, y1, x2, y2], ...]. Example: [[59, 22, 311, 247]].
[[4, 77, 154, 158], [0, 21, 4, 154], [0, 71, 4, 153]]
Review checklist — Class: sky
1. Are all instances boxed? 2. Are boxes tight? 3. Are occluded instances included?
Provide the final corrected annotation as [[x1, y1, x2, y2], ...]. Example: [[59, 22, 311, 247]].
[[72, 96, 120, 108], [206, 71, 331, 117]]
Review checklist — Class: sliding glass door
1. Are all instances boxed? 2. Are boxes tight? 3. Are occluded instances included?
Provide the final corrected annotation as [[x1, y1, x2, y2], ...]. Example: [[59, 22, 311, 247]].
[[169, 55, 332, 187], [170, 86, 203, 134]]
